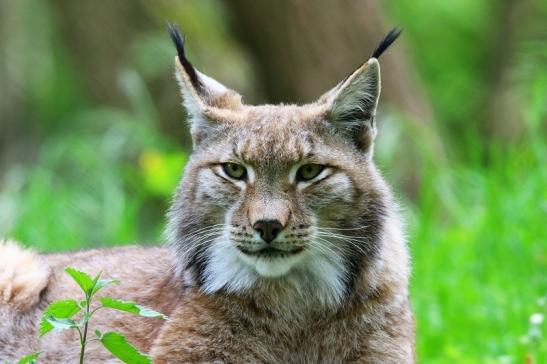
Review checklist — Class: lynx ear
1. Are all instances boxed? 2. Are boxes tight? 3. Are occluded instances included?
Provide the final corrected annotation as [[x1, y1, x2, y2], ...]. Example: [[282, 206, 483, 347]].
[[168, 24, 242, 147], [322, 59, 381, 151], [321, 28, 401, 152]]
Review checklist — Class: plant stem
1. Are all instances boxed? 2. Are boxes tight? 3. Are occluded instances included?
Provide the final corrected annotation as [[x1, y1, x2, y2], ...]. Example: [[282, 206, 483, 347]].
[[79, 296, 91, 364]]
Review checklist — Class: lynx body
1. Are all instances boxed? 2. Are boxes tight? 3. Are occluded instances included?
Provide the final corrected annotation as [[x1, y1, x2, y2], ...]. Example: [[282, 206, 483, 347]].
[[0, 28, 414, 363]]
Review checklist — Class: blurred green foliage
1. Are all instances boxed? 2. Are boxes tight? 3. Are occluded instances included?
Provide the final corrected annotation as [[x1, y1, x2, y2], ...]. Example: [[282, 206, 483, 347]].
[[0, 0, 545, 363]]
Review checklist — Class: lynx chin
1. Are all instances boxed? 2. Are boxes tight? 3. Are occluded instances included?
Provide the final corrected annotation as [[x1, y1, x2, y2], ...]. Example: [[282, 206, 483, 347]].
[[0, 26, 414, 363]]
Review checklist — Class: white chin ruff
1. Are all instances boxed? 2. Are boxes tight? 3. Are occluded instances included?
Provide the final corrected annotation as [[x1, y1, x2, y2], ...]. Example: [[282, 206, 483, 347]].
[[239, 253, 305, 278], [200, 234, 348, 307]]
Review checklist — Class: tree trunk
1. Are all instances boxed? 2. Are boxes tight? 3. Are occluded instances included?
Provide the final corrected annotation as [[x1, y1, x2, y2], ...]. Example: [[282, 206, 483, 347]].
[[51, 0, 155, 107], [482, 0, 539, 141]]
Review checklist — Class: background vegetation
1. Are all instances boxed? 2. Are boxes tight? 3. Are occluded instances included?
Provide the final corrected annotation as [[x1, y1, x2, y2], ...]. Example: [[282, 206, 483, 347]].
[[0, 0, 545, 362]]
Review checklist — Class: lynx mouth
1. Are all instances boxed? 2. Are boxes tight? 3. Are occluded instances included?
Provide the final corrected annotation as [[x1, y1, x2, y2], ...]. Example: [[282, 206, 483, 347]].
[[238, 246, 304, 258]]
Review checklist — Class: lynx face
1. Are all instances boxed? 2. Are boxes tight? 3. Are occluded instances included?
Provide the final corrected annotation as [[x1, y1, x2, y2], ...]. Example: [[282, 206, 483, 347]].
[[167, 27, 393, 307]]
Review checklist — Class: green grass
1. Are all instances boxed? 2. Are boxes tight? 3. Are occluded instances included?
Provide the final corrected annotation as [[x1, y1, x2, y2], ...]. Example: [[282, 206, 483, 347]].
[[409, 138, 546, 363], [0, 70, 187, 252]]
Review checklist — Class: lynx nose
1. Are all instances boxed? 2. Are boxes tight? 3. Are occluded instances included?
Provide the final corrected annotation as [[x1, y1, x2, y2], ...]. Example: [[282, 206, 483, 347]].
[[253, 220, 283, 243]]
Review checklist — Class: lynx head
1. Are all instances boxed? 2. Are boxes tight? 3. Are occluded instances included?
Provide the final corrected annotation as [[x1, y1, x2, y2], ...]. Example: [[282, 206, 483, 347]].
[[167, 25, 403, 307]]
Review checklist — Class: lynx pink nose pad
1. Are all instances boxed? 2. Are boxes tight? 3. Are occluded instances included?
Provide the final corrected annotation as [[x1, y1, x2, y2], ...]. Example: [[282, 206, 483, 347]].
[[252, 220, 284, 243]]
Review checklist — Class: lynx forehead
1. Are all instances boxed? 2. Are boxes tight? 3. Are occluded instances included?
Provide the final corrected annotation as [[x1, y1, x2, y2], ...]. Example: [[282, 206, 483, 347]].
[[167, 25, 402, 307]]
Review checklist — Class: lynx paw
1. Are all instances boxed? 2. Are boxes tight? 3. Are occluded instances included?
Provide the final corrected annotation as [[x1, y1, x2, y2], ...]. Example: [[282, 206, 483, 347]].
[[0, 239, 50, 311]]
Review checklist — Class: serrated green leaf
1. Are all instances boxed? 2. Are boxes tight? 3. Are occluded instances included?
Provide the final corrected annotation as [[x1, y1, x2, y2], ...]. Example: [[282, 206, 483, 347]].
[[39, 299, 81, 336], [39, 314, 77, 337], [91, 272, 102, 294], [44, 299, 81, 318], [39, 319, 54, 337], [100, 297, 166, 319], [100, 332, 151, 364], [17, 352, 41, 364], [65, 267, 95, 295], [91, 278, 119, 296], [43, 316, 78, 331]]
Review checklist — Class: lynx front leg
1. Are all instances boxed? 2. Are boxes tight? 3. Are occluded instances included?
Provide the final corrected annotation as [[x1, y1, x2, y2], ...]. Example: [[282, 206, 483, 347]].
[[149, 293, 265, 364], [354, 305, 416, 364]]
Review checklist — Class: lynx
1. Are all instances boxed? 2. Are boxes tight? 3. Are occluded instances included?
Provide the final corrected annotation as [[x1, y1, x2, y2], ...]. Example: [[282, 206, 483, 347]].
[[0, 25, 414, 363]]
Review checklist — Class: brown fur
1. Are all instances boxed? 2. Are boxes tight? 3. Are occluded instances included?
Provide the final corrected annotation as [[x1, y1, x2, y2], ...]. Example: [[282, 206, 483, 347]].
[[0, 36, 414, 363]]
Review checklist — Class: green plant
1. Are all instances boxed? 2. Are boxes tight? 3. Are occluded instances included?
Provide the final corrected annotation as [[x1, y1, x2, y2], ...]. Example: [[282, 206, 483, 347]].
[[2, 353, 41, 364], [37, 267, 166, 364]]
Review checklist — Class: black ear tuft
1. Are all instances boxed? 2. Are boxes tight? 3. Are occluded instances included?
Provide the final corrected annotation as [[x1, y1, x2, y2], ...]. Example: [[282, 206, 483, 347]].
[[167, 22, 202, 92], [370, 28, 402, 59]]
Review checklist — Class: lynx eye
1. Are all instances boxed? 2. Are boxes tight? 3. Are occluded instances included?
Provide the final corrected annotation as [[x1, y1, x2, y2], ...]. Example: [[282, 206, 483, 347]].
[[296, 164, 325, 182], [222, 163, 247, 180]]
